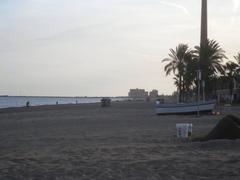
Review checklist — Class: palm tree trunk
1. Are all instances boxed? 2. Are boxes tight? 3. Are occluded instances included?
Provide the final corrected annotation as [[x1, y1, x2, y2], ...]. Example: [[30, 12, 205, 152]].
[[179, 75, 182, 102], [230, 78, 234, 104]]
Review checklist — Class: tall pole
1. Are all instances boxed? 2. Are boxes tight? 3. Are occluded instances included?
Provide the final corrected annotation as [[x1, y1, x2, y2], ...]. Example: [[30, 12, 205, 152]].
[[200, 0, 208, 101], [201, 0, 208, 47]]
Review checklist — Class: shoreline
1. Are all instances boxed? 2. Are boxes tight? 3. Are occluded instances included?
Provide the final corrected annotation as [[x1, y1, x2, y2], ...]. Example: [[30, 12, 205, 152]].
[[0, 95, 129, 98], [0, 100, 143, 114], [0, 96, 132, 110], [0, 102, 102, 114]]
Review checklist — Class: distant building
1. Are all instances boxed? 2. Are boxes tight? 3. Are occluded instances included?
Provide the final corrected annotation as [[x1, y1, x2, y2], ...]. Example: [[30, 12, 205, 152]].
[[149, 89, 158, 99], [128, 88, 148, 100], [216, 80, 240, 103], [217, 89, 240, 103]]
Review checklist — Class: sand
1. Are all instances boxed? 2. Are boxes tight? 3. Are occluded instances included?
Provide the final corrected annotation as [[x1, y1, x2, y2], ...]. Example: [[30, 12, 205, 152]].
[[0, 101, 240, 180]]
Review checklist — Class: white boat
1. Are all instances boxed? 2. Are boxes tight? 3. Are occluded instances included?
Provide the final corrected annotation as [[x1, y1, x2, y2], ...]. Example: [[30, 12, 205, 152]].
[[156, 100, 216, 115]]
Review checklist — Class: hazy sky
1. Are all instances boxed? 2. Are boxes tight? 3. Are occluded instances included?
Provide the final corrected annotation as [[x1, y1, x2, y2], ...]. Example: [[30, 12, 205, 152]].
[[0, 0, 240, 96]]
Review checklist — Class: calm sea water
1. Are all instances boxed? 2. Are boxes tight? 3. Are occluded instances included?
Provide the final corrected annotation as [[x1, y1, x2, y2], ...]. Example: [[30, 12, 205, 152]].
[[0, 96, 129, 109]]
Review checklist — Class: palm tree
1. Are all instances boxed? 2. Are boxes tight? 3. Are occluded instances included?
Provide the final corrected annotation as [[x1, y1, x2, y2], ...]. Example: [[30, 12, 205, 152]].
[[162, 44, 193, 102], [183, 55, 198, 90], [234, 52, 240, 64], [182, 54, 199, 101], [224, 61, 239, 103], [194, 39, 227, 98]]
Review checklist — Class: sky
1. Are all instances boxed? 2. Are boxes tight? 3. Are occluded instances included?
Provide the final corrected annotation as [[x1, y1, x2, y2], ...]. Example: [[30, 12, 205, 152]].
[[0, 0, 240, 96]]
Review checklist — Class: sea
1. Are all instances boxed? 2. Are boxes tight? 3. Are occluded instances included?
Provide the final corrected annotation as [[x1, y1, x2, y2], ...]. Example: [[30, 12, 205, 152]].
[[0, 96, 130, 109]]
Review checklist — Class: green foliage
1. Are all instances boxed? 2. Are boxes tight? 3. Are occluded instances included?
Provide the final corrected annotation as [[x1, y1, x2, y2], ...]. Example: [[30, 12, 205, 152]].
[[162, 44, 194, 102], [195, 39, 227, 78], [224, 61, 239, 97], [234, 52, 240, 64], [162, 39, 235, 102]]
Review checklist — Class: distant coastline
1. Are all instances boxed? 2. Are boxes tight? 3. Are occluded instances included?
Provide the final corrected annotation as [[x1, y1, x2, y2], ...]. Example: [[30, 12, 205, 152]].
[[0, 95, 129, 98], [0, 96, 131, 109]]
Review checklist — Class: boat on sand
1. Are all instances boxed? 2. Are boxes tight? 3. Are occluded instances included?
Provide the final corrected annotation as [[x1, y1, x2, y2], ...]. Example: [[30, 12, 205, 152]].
[[156, 100, 216, 115]]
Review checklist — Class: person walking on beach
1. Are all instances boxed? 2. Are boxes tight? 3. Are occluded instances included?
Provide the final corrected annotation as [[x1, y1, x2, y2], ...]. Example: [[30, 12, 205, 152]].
[[26, 101, 30, 108]]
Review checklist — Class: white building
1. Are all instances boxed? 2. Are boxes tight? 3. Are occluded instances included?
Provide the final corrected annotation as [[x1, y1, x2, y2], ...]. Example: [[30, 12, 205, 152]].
[[128, 89, 148, 100]]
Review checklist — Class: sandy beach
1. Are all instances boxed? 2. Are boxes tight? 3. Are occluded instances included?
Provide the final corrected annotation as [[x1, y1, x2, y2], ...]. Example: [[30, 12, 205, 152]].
[[0, 101, 240, 180]]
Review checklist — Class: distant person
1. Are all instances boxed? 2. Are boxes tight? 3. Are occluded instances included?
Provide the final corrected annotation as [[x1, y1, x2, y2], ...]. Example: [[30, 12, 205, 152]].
[[26, 101, 30, 108], [76, 100, 78, 104], [56, 101, 58, 105]]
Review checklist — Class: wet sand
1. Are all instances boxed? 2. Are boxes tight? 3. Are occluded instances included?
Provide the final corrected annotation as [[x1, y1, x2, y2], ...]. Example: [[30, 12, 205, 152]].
[[0, 101, 240, 180]]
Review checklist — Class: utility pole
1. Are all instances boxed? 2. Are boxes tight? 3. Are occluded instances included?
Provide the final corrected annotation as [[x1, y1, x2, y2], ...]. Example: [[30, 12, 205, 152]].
[[200, 0, 208, 101], [201, 0, 208, 47]]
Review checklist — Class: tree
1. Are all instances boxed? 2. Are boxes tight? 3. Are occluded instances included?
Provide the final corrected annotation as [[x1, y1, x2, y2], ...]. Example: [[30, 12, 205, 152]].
[[224, 61, 239, 103], [234, 52, 240, 75], [194, 39, 227, 98], [183, 55, 198, 93], [162, 44, 193, 102], [234, 52, 240, 64]]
